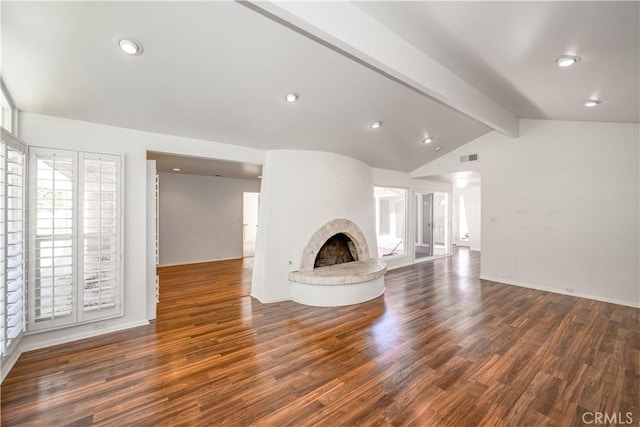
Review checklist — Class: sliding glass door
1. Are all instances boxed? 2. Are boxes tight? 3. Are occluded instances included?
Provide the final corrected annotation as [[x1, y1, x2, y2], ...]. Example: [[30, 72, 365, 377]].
[[414, 191, 449, 260], [415, 192, 433, 259]]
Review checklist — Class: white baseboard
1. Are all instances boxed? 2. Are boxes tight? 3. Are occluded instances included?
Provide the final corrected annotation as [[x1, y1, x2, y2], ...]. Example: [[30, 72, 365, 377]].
[[384, 253, 452, 271], [479, 275, 640, 309], [249, 293, 291, 304], [386, 260, 414, 271], [20, 320, 150, 353]]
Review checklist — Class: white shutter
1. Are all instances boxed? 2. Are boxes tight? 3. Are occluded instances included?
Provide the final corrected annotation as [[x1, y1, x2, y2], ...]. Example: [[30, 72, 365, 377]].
[[6, 145, 25, 343], [1, 129, 26, 354], [79, 153, 121, 321], [28, 148, 122, 331], [0, 139, 5, 355], [29, 148, 77, 329]]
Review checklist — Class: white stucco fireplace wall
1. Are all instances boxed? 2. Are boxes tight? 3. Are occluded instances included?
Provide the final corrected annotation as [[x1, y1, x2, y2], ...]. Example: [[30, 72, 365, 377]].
[[251, 150, 380, 303]]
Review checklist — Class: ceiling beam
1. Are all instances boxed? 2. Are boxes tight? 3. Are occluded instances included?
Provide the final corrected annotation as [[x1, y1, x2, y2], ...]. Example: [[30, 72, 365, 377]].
[[243, 1, 519, 138]]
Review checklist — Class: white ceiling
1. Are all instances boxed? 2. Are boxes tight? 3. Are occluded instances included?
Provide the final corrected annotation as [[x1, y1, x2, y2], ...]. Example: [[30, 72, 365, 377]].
[[356, 1, 639, 122], [148, 152, 262, 180], [2, 2, 638, 174], [1, 1, 489, 172]]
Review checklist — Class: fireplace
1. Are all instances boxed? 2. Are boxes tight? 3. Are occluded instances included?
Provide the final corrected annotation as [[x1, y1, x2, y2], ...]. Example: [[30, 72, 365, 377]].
[[289, 219, 386, 306], [314, 233, 357, 268]]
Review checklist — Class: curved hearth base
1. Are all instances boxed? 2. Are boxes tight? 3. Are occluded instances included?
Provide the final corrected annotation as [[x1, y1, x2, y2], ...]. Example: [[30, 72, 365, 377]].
[[289, 259, 386, 307], [291, 276, 385, 307]]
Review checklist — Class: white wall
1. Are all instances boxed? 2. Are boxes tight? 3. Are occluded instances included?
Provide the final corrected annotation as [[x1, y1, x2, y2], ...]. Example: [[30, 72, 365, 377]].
[[158, 172, 260, 265], [371, 167, 452, 269], [252, 150, 377, 302], [18, 113, 265, 350], [412, 119, 640, 307]]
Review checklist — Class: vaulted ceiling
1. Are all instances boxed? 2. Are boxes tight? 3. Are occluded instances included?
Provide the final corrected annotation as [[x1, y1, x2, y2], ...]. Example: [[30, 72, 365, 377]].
[[2, 1, 638, 172]]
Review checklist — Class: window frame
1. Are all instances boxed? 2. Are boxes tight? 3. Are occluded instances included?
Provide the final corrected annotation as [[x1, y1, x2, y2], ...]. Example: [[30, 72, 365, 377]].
[[373, 185, 408, 259], [0, 80, 18, 136], [27, 147, 123, 332]]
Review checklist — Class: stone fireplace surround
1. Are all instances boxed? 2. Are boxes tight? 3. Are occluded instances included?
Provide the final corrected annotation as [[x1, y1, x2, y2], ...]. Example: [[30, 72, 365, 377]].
[[289, 219, 386, 306]]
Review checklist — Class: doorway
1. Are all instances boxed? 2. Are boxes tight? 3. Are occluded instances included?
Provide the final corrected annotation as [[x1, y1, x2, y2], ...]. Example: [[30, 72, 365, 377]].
[[243, 192, 259, 258], [453, 180, 481, 251]]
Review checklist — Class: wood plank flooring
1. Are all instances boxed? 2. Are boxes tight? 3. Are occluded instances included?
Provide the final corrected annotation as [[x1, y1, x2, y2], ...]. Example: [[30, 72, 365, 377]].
[[2, 248, 638, 426]]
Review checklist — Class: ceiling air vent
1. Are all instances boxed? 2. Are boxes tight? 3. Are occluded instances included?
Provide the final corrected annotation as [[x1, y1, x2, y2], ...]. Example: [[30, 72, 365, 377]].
[[460, 154, 479, 163]]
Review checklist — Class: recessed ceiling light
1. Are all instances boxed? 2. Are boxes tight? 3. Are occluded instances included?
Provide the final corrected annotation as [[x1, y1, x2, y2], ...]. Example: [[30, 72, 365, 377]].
[[258, 175, 262, 179], [172, 168, 181, 172], [422, 136, 433, 144], [370, 121, 382, 129], [584, 99, 602, 107], [115, 36, 144, 56], [556, 55, 581, 67], [284, 92, 300, 103], [118, 38, 143, 56], [434, 146, 442, 151]]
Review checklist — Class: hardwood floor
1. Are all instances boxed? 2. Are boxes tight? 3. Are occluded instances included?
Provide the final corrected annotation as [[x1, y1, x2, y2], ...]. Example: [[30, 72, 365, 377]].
[[2, 248, 638, 426]]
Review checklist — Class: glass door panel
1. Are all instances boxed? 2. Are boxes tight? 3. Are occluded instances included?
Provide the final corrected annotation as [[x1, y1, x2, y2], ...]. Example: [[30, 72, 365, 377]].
[[415, 192, 433, 259], [415, 192, 449, 260]]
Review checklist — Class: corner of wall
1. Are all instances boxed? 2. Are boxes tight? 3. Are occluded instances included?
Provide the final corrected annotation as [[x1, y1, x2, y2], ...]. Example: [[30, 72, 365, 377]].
[[1, 343, 23, 384]]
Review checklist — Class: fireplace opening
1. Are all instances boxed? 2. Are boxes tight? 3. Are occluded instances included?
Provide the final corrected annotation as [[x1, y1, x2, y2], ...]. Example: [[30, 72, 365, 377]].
[[314, 233, 358, 268]]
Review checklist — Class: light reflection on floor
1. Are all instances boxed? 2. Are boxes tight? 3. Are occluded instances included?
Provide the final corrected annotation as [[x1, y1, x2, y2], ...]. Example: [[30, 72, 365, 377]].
[[372, 247, 485, 351], [370, 306, 404, 360], [370, 247, 479, 360]]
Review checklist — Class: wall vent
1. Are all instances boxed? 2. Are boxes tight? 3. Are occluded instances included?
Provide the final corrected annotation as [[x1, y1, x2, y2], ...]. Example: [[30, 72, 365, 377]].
[[460, 154, 479, 163]]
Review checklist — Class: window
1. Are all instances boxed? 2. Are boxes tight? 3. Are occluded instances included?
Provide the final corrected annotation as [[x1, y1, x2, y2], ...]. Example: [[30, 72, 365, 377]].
[[0, 138, 5, 355], [0, 81, 16, 135], [374, 186, 407, 258], [28, 148, 122, 331], [0, 129, 26, 357]]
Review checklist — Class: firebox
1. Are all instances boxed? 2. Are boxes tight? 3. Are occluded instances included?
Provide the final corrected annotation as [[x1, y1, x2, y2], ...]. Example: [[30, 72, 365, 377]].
[[314, 233, 358, 268]]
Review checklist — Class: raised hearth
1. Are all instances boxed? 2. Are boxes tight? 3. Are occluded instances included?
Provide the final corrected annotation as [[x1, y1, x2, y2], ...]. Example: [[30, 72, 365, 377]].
[[288, 219, 386, 306], [289, 259, 386, 285]]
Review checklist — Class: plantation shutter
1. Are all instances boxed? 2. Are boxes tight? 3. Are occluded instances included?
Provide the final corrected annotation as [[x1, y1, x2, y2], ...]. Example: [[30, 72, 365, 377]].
[[79, 153, 121, 320], [29, 148, 122, 331], [0, 139, 5, 355], [1, 129, 26, 355], [6, 144, 25, 345], [30, 148, 76, 329]]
